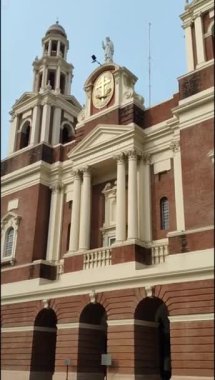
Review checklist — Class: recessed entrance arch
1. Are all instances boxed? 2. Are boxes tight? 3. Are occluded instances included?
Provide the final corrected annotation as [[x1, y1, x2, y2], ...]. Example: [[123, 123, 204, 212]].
[[134, 297, 171, 380], [77, 303, 107, 380], [29, 308, 57, 380]]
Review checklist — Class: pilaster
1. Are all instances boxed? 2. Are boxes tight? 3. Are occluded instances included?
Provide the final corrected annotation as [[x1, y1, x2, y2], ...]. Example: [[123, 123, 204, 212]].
[[170, 141, 185, 231], [194, 13, 205, 66], [183, 22, 195, 72], [79, 167, 92, 250], [8, 115, 19, 154], [40, 103, 51, 143], [52, 107, 62, 145], [46, 183, 64, 262], [115, 153, 126, 242], [69, 170, 81, 252], [30, 105, 41, 145], [141, 153, 152, 242], [127, 150, 138, 240]]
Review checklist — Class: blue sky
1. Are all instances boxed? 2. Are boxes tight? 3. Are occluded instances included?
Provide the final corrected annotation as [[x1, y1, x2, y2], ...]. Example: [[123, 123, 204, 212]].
[[2, 0, 186, 159]]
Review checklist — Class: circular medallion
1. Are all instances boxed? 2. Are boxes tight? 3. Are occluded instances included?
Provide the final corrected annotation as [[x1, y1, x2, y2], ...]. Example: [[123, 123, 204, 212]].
[[92, 71, 114, 109]]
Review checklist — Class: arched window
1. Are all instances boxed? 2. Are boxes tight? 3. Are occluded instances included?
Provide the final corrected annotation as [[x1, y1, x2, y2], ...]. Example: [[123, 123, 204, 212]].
[[160, 197, 169, 230], [19, 120, 31, 149], [4, 228, 14, 258], [1, 212, 21, 263]]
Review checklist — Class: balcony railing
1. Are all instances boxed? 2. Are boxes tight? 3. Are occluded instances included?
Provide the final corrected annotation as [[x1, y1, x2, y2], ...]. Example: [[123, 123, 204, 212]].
[[83, 248, 112, 269]]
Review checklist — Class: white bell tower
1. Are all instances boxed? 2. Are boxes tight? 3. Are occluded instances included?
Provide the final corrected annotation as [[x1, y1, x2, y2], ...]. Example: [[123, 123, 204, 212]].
[[8, 22, 81, 155]]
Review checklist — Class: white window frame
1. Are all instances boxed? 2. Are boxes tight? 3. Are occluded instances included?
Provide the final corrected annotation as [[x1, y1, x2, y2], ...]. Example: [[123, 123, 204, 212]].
[[1, 212, 21, 264]]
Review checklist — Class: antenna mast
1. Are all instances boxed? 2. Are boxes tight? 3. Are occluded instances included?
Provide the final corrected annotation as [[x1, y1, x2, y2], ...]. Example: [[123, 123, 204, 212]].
[[148, 22, 151, 108]]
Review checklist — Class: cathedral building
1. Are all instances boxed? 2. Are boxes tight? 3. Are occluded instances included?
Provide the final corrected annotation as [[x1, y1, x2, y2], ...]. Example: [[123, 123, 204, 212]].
[[1, 0, 214, 379]]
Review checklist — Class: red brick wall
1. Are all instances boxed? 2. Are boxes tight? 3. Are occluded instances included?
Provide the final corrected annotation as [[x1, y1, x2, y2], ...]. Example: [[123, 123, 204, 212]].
[[151, 165, 177, 240], [1, 184, 50, 265], [180, 119, 214, 230], [171, 320, 214, 377], [1, 331, 33, 371], [143, 94, 179, 128], [1, 280, 214, 375]]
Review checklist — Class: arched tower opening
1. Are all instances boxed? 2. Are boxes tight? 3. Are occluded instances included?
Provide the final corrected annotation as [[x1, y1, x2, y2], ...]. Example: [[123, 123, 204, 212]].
[[19, 120, 31, 149]]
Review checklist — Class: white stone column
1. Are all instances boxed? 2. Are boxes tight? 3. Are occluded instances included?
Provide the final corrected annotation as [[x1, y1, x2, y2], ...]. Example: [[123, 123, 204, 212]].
[[127, 150, 138, 239], [170, 141, 185, 231], [40, 103, 51, 143], [41, 65, 47, 89], [194, 13, 205, 66], [8, 115, 19, 154], [115, 153, 126, 242], [48, 40, 52, 56], [46, 183, 64, 262], [32, 69, 37, 92], [66, 72, 72, 95], [184, 22, 194, 72], [142, 154, 152, 242], [69, 170, 81, 252], [57, 41, 60, 56], [79, 167, 91, 250], [52, 107, 61, 145], [55, 65, 61, 92], [30, 105, 41, 145]]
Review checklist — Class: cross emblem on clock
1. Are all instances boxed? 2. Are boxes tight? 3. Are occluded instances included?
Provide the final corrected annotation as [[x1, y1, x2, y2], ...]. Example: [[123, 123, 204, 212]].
[[92, 71, 114, 109]]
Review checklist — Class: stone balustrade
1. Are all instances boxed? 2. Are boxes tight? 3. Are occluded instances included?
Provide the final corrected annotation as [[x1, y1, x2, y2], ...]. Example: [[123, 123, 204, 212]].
[[83, 248, 112, 269], [151, 241, 169, 264]]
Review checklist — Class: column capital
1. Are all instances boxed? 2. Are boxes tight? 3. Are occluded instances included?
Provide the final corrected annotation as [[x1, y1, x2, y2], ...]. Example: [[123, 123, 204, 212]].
[[50, 183, 64, 193], [127, 149, 138, 159], [81, 165, 91, 176], [170, 140, 180, 153], [142, 153, 151, 164], [72, 168, 81, 178], [114, 152, 125, 162]]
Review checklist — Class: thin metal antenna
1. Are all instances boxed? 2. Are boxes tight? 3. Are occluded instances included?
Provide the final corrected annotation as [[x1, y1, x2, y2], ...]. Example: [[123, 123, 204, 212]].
[[148, 22, 152, 108]]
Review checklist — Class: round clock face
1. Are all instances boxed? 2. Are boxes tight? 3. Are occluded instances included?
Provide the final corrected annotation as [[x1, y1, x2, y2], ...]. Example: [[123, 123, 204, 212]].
[[92, 71, 114, 109]]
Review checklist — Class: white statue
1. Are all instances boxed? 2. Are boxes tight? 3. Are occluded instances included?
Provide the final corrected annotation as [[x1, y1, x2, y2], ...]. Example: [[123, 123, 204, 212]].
[[102, 37, 114, 63]]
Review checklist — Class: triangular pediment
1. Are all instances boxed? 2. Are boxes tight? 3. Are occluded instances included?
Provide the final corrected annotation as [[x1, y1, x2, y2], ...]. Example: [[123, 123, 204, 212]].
[[13, 92, 36, 108], [68, 124, 133, 159]]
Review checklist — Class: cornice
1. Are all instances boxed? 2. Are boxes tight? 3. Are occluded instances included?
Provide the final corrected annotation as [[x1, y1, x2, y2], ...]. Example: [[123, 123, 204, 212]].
[[1, 249, 213, 305]]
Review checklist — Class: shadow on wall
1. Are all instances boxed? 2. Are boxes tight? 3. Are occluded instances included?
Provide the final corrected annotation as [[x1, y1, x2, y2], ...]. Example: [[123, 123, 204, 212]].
[[29, 308, 57, 380]]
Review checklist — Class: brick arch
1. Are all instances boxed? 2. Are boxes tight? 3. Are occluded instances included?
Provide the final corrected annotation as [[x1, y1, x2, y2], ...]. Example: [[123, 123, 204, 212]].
[[77, 300, 107, 379], [32, 299, 59, 322], [134, 295, 171, 380], [98, 288, 138, 320], [30, 305, 57, 380]]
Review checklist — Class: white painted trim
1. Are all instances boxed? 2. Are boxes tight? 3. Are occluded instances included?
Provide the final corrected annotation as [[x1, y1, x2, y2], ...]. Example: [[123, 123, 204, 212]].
[[171, 376, 214, 380], [108, 319, 158, 327], [169, 313, 214, 323], [2, 325, 56, 333], [167, 225, 214, 237]]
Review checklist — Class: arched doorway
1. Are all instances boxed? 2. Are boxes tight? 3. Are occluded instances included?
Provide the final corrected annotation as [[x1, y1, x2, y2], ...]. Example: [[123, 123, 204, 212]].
[[134, 297, 171, 380], [77, 303, 107, 380], [29, 308, 57, 380]]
